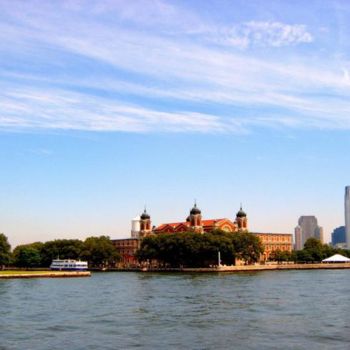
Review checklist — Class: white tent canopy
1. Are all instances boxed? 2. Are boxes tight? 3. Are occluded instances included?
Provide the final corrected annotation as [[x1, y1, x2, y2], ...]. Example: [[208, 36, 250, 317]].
[[322, 254, 350, 263]]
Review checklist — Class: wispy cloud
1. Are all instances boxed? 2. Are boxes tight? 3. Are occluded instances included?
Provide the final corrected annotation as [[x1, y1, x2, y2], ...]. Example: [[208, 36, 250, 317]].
[[0, 87, 246, 133], [0, 0, 349, 134], [225, 21, 313, 49], [28, 148, 53, 156]]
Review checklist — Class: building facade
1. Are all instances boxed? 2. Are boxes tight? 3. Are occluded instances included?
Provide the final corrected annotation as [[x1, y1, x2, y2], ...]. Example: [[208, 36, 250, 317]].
[[332, 225, 346, 247], [345, 186, 350, 248], [153, 204, 246, 234], [113, 204, 293, 266], [294, 226, 303, 250], [294, 216, 323, 250], [153, 203, 292, 262], [252, 232, 293, 260], [112, 238, 139, 267]]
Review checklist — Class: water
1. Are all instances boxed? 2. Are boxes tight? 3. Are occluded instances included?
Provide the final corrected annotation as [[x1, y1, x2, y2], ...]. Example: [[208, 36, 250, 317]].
[[1, 270, 349, 350]]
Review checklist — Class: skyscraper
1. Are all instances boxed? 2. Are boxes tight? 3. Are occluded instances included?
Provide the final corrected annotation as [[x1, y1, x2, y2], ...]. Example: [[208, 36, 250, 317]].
[[294, 225, 303, 250], [345, 186, 350, 248], [295, 216, 323, 249], [331, 226, 346, 247]]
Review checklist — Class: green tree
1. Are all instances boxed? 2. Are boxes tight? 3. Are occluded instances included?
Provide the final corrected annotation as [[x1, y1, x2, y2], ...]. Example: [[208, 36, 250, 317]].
[[340, 249, 350, 258], [303, 238, 330, 262], [294, 249, 314, 262], [0, 233, 11, 269], [137, 232, 235, 268], [13, 242, 43, 268], [201, 231, 235, 266], [292, 238, 338, 262], [40, 239, 84, 267], [304, 237, 323, 251], [232, 231, 264, 264], [268, 249, 292, 263], [136, 235, 160, 263], [81, 236, 120, 268], [137, 231, 262, 267]]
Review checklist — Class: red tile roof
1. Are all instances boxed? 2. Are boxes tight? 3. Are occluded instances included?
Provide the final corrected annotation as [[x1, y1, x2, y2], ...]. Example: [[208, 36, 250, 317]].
[[154, 218, 229, 231]]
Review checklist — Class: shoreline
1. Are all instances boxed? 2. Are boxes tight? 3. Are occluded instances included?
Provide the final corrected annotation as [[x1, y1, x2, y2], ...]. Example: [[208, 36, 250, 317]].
[[0, 271, 91, 279], [113, 263, 350, 273], [3, 264, 350, 277]]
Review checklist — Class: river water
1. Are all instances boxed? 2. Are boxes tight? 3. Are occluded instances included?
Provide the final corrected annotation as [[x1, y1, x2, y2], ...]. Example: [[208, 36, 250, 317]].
[[1, 270, 349, 350]]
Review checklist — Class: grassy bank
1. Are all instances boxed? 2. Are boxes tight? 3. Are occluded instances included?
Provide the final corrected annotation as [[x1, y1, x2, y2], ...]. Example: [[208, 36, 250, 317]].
[[0, 270, 91, 278], [0, 270, 53, 275]]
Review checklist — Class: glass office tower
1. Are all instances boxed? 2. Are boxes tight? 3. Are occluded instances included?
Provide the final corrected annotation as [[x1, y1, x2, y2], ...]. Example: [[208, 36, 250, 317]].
[[345, 186, 350, 248]]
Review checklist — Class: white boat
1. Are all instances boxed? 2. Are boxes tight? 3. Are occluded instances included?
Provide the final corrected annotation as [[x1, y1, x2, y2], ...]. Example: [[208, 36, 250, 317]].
[[50, 259, 88, 271]]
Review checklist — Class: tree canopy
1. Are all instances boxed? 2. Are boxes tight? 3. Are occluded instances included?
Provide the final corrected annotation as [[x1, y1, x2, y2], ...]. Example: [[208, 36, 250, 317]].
[[40, 239, 84, 267], [268, 249, 293, 263], [80, 236, 120, 268], [0, 233, 11, 268], [136, 231, 264, 267], [11, 236, 119, 269], [13, 243, 43, 268], [231, 231, 264, 264], [291, 238, 350, 263]]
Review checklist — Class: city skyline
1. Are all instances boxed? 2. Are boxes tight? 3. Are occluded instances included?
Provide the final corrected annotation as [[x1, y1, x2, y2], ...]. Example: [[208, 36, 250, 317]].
[[295, 215, 323, 250], [1, 1, 350, 246]]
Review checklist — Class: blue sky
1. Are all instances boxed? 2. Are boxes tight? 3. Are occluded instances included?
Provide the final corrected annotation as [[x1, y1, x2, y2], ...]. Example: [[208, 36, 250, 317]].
[[1, 0, 350, 247]]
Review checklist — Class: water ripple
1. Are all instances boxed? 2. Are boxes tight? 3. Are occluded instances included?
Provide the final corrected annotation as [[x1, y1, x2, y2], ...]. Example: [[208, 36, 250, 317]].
[[1, 270, 350, 349]]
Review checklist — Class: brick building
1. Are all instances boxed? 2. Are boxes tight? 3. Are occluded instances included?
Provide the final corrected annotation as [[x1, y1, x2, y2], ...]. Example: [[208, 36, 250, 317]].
[[111, 238, 139, 267], [153, 203, 246, 234], [113, 203, 293, 266], [252, 232, 293, 261]]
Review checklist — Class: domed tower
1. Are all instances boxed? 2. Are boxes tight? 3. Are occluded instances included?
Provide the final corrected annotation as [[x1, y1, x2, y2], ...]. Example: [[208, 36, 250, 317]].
[[140, 208, 152, 237], [235, 205, 248, 231], [189, 202, 203, 233]]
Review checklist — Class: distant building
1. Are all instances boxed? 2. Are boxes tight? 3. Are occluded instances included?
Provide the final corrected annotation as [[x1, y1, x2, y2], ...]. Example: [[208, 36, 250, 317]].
[[251, 232, 293, 260], [153, 203, 246, 235], [152, 203, 292, 262], [294, 226, 302, 250], [131, 215, 141, 238], [345, 186, 350, 248], [295, 216, 323, 250], [113, 204, 293, 267], [111, 238, 139, 267], [331, 226, 346, 247], [111, 208, 154, 267]]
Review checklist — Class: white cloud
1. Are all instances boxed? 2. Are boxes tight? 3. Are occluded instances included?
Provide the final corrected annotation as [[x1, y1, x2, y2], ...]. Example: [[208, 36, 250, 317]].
[[0, 87, 247, 133], [343, 68, 350, 83], [0, 1, 349, 134], [221, 21, 313, 49]]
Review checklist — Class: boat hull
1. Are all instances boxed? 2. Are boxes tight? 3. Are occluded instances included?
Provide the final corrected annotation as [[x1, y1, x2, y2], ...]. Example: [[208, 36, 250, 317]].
[[50, 259, 88, 271]]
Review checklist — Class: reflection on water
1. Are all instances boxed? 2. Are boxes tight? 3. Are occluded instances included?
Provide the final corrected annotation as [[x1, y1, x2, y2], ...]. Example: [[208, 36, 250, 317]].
[[1, 270, 350, 349]]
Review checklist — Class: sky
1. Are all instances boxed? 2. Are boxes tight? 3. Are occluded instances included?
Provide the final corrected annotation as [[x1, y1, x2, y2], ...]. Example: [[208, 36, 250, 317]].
[[1, 0, 350, 247]]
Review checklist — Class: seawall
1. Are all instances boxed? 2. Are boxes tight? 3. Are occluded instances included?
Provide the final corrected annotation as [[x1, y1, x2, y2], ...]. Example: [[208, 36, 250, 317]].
[[139, 263, 350, 273]]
